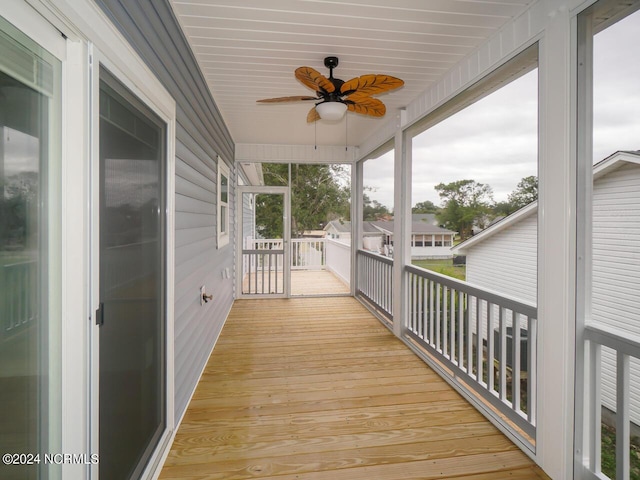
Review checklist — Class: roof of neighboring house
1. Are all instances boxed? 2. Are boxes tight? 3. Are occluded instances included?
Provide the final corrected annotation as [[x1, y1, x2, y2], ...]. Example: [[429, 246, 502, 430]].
[[324, 220, 351, 233], [324, 220, 380, 234], [412, 213, 439, 225], [369, 220, 455, 235], [453, 150, 640, 254]]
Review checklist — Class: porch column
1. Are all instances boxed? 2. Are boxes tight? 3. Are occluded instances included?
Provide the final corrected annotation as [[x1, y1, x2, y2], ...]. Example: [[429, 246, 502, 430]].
[[351, 159, 364, 296], [536, 5, 576, 478], [392, 110, 410, 338]]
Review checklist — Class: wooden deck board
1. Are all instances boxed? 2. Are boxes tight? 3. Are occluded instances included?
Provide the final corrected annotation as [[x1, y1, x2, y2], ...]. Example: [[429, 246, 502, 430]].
[[160, 297, 548, 480]]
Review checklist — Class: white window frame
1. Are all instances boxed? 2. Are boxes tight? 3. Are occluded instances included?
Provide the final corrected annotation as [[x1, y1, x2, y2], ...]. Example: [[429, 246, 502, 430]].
[[218, 158, 230, 248]]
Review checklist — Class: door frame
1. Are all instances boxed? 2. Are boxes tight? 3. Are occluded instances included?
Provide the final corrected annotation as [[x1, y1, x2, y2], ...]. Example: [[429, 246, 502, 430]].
[[236, 186, 290, 298], [89, 41, 176, 480]]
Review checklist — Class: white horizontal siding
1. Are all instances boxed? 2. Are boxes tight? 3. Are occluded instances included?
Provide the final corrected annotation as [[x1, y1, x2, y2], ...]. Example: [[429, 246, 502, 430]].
[[466, 213, 537, 305], [592, 163, 640, 424]]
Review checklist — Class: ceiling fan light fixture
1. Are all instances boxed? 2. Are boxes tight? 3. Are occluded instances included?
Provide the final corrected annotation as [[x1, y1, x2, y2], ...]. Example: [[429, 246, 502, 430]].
[[316, 101, 347, 121]]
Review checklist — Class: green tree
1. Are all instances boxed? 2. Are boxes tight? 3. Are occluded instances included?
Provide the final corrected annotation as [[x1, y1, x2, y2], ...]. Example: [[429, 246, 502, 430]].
[[435, 179, 494, 240], [255, 163, 350, 238], [412, 200, 438, 214], [507, 175, 538, 211], [363, 193, 390, 220], [254, 193, 284, 239]]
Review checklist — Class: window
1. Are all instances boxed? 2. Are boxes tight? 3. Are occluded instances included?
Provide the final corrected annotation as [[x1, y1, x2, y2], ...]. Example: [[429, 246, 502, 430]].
[[218, 158, 230, 247]]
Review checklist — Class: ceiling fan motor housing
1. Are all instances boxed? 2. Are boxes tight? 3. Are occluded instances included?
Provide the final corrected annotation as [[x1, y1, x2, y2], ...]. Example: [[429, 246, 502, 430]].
[[321, 56, 345, 101]]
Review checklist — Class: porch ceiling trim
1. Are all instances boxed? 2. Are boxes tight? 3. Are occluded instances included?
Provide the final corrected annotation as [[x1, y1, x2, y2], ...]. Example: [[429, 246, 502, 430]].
[[235, 143, 359, 164]]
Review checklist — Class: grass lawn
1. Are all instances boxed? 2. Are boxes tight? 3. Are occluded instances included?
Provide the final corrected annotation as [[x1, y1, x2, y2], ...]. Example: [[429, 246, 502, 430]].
[[601, 423, 640, 480], [412, 258, 465, 281]]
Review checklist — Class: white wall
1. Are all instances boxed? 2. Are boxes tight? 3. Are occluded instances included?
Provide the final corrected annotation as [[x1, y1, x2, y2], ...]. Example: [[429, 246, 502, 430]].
[[466, 213, 538, 305], [325, 238, 351, 286], [592, 162, 640, 424]]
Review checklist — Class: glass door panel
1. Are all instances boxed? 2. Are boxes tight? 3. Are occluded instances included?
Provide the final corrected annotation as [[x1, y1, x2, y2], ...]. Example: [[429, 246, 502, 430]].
[[98, 69, 166, 480], [0, 15, 61, 480]]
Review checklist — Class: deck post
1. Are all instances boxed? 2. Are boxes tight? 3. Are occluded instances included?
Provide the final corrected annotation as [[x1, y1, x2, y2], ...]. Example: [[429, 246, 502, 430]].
[[392, 110, 410, 338], [352, 159, 364, 296], [536, 5, 576, 478]]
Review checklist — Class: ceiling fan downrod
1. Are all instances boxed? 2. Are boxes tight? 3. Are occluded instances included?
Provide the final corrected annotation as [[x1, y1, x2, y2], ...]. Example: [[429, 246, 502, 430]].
[[323, 56, 344, 101]]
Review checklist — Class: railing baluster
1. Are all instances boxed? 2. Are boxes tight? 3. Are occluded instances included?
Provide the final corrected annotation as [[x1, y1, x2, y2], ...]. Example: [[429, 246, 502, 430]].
[[487, 302, 494, 392], [476, 297, 482, 383], [466, 296, 473, 376], [590, 340, 602, 474], [458, 290, 464, 369], [443, 286, 448, 357], [499, 306, 507, 401], [436, 283, 441, 352], [616, 352, 630, 480], [268, 252, 272, 294], [429, 279, 434, 345], [450, 288, 456, 362], [419, 274, 423, 337], [528, 316, 537, 423], [513, 313, 521, 412], [274, 251, 278, 294]]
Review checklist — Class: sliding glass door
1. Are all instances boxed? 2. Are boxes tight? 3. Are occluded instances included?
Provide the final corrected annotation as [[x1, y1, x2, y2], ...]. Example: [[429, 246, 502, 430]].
[[98, 68, 166, 480]]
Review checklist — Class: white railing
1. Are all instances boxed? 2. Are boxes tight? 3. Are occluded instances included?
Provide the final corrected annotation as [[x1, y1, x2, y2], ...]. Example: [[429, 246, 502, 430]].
[[356, 249, 393, 322], [247, 238, 328, 270], [242, 249, 285, 295], [325, 239, 350, 286], [291, 239, 325, 270], [2, 260, 37, 338], [245, 239, 285, 271], [405, 265, 537, 449], [582, 324, 640, 480]]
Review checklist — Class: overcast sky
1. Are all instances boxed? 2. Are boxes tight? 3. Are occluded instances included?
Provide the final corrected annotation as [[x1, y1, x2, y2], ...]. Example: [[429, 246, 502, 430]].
[[364, 9, 640, 210]]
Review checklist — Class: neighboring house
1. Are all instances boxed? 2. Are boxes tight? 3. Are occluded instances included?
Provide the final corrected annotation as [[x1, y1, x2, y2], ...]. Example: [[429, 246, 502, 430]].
[[324, 219, 455, 258], [324, 220, 352, 241], [453, 150, 640, 425], [323, 220, 384, 250], [368, 220, 456, 259]]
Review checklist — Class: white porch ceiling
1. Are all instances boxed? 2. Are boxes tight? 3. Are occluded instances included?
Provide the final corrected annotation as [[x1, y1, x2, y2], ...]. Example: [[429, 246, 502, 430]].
[[169, 0, 533, 148]]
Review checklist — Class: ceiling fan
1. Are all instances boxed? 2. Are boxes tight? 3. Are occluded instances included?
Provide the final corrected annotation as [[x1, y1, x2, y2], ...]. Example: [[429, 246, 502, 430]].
[[257, 56, 404, 122]]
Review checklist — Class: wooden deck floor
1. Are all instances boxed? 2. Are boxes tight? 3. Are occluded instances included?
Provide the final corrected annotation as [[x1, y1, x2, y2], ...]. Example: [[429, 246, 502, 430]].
[[160, 297, 548, 480]]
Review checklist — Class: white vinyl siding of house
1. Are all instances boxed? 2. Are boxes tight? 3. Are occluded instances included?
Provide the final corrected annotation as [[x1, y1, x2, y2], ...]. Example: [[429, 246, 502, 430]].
[[466, 214, 537, 306], [592, 162, 640, 424]]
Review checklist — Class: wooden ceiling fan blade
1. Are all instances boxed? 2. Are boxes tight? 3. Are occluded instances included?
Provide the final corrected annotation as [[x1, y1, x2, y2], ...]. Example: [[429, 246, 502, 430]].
[[341, 74, 404, 96], [295, 66, 335, 93], [306, 106, 321, 123], [257, 95, 318, 103], [345, 95, 386, 117]]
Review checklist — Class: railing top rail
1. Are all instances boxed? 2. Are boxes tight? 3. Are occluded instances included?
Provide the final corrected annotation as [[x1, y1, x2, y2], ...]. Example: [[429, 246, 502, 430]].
[[405, 264, 537, 319], [585, 323, 640, 358], [357, 249, 393, 266], [242, 249, 285, 255], [325, 238, 350, 247]]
